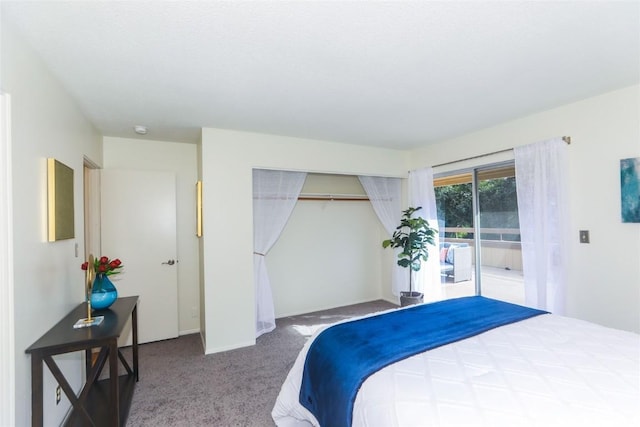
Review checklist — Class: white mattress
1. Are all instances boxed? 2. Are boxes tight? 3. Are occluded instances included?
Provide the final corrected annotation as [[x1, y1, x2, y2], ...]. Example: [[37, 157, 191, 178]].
[[272, 311, 640, 427]]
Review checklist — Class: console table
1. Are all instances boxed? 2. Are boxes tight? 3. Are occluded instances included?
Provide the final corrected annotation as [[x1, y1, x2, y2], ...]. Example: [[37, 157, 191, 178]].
[[25, 296, 139, 427]]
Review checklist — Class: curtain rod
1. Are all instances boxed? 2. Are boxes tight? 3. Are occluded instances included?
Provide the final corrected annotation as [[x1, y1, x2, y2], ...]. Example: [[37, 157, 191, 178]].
[[431, 136, 571, 169]]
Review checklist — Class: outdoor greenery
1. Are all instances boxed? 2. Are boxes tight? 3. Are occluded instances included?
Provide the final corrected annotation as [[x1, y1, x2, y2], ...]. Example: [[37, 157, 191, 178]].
[[435, 177, 520, 242], [435, 183, 473, 238]]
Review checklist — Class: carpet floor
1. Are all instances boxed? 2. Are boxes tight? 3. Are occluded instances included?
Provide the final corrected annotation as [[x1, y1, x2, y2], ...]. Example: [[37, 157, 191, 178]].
[[125, 299, 397, 426]]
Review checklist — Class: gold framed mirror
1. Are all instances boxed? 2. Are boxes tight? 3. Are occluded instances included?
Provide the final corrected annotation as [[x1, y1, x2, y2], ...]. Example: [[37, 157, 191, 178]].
[[196, 180, 203, 237], [47, 158, 75, 241]]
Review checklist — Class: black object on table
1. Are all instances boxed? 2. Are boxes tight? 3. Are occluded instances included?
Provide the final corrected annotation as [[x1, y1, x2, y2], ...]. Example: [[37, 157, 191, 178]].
[[25, 296, 139, 427]]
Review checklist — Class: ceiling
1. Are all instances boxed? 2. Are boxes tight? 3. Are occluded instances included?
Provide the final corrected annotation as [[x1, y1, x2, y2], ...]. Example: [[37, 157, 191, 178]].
[[2, 1, 639, 149]]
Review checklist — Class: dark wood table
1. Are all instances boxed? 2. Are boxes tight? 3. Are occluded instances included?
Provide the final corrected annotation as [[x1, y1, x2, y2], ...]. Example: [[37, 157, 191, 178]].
[[25, 296, 139, 427]]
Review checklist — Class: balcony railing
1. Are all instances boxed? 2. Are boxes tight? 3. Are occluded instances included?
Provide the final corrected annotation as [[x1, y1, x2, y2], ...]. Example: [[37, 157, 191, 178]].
[[440, 227, 522, 271]]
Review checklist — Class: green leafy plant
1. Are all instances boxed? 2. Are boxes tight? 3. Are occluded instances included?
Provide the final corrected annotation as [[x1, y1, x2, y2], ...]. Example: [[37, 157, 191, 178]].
[[382, 206, 437, 295]]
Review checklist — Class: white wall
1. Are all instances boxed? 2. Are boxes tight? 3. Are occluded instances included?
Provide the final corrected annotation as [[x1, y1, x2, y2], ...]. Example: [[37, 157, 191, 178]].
[[196, 137, 206, 343], [409, 85, 640, 333], [1, 22, 103, 427], [268, 172, 391, 316], [200, 128, 407, 353], [269, 200, 385, 317], [102, 137, 200, 335]]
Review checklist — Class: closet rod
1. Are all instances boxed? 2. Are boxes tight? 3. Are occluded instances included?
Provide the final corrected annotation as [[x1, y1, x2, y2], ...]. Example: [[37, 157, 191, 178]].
[[298, 197, 370, 201], [431, 136, 571, 169], [298, 195, 370, 202]]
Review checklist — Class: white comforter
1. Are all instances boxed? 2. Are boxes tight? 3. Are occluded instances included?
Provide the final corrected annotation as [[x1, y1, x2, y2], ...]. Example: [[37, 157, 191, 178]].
[[272, 311, 640, 427]]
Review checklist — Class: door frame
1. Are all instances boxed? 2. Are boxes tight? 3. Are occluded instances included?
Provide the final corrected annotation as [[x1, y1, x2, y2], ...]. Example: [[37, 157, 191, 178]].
[[435, 160, 522, 297], [83, 158, 101, 260], [0, 92, 15, 427]]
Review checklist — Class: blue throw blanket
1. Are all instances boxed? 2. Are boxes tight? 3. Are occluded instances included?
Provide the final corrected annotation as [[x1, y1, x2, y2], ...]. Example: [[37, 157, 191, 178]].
[[299, 296, 547, 427]]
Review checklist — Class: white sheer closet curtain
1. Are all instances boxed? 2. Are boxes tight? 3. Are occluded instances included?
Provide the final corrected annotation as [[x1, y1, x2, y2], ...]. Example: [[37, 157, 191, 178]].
[[515, 137, 569, 314], [253, 169, 306, 338], [357, 176, 405, 296], [408, 167, 442, 302]]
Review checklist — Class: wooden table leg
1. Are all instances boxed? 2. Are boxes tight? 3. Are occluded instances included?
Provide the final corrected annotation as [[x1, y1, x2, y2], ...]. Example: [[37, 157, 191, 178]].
[[109, 339, 119, 425], [31, 353, 43, 427], [85, 348, 92, 381], [132, 303, 139, 381]]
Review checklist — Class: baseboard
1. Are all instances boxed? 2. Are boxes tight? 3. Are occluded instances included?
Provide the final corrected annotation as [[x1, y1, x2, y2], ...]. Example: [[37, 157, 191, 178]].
[[205, 339, 256, 355], [275, 297, 395, 319], [179, 328, 200, 336], [381, 295, 399, 306], [199, 331, 206, 353]]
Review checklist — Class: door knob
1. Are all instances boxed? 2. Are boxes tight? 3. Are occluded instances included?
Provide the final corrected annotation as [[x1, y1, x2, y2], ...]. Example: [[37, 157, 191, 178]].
[[161, 259, 176, 265]]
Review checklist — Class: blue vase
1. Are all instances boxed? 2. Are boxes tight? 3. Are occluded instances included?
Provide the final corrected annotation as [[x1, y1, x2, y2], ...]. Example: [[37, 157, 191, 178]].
[[91, 273, 118, 310]]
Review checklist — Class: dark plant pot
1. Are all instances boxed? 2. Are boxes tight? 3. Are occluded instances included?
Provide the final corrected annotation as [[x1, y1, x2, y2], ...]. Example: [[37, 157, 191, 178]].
[[400, 291, 424, 307]]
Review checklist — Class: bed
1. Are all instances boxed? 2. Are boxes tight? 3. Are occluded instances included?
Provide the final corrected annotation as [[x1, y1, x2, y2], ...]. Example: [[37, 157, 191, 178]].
[[272, 296, 639, 427]]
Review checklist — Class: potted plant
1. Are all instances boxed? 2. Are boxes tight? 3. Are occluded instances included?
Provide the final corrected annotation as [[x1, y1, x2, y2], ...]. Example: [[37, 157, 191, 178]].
[[383, 206, 437, 306]]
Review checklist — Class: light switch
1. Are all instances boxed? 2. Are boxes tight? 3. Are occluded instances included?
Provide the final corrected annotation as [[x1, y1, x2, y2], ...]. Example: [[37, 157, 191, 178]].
[[579, 230, 590, 244]]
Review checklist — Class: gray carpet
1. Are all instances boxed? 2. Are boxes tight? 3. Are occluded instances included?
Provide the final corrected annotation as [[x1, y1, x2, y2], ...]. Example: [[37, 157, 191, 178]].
[[125, 299, 397, 426]]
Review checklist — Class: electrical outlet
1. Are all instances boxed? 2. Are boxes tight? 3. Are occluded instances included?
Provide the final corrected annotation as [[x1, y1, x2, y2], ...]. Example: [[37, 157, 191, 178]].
[[579, 230, 590, 243], [55, 385, 61, 405]]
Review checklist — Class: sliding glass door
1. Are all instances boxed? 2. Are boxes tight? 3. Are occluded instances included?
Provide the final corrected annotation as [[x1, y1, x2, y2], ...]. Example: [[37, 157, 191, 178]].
[[435, 162, 524, 304]]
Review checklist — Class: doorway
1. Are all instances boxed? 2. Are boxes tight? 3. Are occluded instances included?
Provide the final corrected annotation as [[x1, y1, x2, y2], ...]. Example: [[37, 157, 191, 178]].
[[83, 160, 101, 260], [83, 165, 180, 345], [100, 169, 179, 344]]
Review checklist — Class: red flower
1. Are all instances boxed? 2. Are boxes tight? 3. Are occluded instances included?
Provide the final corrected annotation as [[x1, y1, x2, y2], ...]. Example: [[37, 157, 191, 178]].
[[81, 255, 124, 276]]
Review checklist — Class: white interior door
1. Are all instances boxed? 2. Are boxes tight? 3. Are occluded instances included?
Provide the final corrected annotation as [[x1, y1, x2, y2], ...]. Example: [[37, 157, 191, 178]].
[[100, 169, 179, 344]]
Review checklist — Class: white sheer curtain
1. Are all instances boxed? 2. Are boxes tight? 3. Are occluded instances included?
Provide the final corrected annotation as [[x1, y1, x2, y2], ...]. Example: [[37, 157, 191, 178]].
[[253, 169, 307, 337], [357, 175, 405, 296], [408, 167, 442, 302], [515, 137, 569, 314]]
